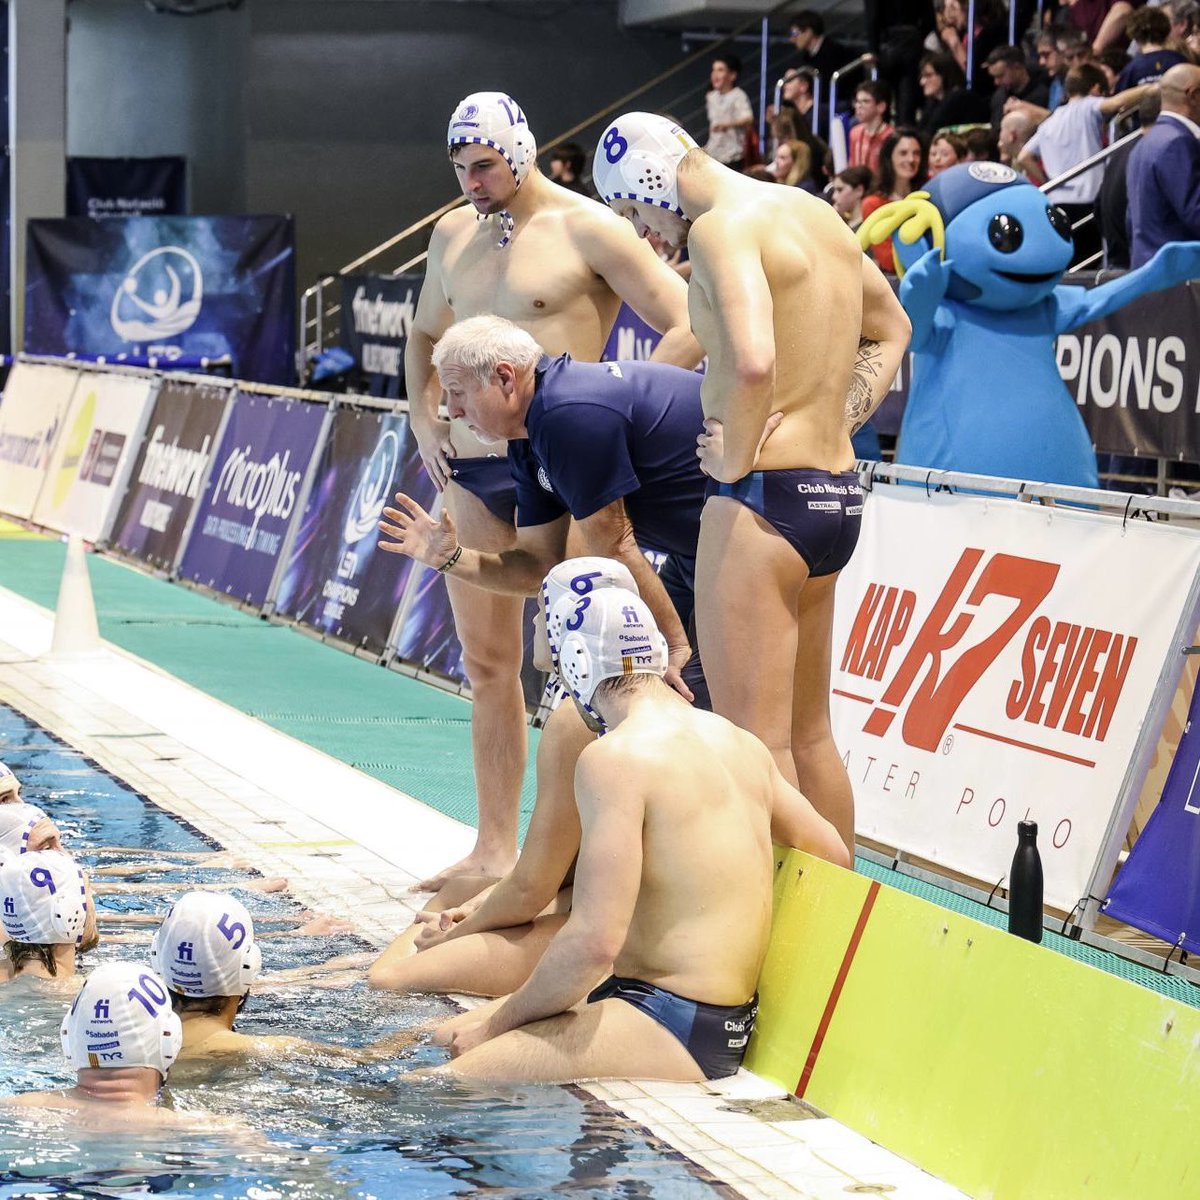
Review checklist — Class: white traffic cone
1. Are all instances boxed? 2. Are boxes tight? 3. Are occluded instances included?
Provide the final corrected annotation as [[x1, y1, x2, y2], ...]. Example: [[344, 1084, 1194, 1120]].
[[46, 535, 101, 660]]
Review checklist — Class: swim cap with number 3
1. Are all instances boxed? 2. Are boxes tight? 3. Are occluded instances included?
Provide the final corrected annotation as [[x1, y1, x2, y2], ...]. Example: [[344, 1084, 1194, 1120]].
[[592, 113, 698, 217]]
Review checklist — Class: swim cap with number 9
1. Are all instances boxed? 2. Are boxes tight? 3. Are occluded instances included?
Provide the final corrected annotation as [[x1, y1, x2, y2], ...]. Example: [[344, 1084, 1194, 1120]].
[[62, 962, 182, 1078], [592, 113, 698, 218], [0, 848, 88, 945]]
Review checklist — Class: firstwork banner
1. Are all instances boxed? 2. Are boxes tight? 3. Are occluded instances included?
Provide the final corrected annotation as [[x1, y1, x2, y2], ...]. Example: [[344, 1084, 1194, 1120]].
[[66, 157, 187, 220], [0, 363, 79, 520], [339, 272, 421, 398], [274, 407, 434, 654], [25, 215, 296, 385], [179, 392, 327, 607], [831, 485, 1200, 910], [1102, 678, 1200, 952], [32, 372, 155, 541], [111, 380, 229, 570]]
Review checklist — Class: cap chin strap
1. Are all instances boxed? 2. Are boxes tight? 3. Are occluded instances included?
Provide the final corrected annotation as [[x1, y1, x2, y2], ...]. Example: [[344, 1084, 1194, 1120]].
[[479, 208, 516, 248]]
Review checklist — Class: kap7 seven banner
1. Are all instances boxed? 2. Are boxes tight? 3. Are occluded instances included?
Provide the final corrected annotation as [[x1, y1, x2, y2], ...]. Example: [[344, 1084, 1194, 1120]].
[[831, 485, 1200, 911]]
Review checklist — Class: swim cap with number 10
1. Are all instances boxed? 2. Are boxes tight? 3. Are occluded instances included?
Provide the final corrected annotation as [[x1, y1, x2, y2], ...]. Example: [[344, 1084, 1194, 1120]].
[[592, 113, 698, 218]]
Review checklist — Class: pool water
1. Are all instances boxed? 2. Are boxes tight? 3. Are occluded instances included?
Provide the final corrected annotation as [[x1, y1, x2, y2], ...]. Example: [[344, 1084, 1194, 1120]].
[[0, 704, 725, 1199]]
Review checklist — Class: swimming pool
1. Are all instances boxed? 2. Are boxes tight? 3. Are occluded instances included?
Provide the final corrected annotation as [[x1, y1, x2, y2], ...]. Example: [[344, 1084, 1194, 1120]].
[[0, 702, 728, 1199]]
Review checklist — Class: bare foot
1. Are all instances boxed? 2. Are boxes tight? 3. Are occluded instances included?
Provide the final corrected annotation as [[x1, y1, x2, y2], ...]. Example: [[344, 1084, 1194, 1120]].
[[411, 850, 514, 895], [250, 877, 289, 893], [293, 914, 354, 937]]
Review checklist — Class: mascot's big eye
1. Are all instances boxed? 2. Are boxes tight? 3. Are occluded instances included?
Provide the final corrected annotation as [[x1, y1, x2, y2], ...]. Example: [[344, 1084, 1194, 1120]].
[[1047, 204, 1073, 241], [988, 213, 1024, 253]]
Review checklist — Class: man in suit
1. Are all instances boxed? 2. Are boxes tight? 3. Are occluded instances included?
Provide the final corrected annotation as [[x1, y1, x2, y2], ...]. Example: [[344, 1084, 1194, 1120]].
[[1127, 62, 1200, 266]]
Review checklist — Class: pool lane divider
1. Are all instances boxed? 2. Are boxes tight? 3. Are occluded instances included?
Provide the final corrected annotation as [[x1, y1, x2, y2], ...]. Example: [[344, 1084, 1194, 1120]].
[[747, 852, 1200, 1200]]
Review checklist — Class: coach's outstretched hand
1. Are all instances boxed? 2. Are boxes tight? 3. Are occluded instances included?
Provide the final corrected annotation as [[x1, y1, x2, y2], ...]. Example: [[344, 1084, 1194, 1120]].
[[378, 492, 459, 569]]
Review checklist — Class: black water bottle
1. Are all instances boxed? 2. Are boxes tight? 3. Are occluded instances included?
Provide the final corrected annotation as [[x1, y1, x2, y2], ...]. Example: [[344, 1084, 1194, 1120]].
[[1008, 820, 1044, 944]]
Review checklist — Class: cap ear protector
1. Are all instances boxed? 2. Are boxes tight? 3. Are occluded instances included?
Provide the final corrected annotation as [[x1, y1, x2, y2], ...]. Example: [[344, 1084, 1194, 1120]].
[[0, 848, 88, 946], [540, 558, 639, 672], [448, 91, 538, 248], [149, 891, 261, 998], [547, 587, 668, 727], [592, 112, 698, 218], [61, 962, 183, 1079]]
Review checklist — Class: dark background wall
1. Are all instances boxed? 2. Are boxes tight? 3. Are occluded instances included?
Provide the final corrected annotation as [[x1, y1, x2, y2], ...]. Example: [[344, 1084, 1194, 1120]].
[[67, 0, 686, 294]]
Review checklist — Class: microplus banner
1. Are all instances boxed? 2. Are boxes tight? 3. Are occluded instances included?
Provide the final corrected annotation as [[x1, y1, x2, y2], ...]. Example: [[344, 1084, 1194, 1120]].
[[831, 484, 1200, 911], [111, 381, 229, 570], [339, 272, 421, 398], [32, 372, 155, 542], [274, 407, 435, 654], [25, 215, 296, 385], [0, 363, 80, 520], [66, 157, 187, 220], [179, 392, 327, 606]]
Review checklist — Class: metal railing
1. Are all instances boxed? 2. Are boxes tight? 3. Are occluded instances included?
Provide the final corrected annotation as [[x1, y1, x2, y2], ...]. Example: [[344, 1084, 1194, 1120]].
[[299, 0, 800, 372]]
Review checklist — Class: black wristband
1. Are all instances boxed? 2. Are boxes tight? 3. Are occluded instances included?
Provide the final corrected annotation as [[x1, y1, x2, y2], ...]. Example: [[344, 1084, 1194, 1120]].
[[437, 544, 463, 574]]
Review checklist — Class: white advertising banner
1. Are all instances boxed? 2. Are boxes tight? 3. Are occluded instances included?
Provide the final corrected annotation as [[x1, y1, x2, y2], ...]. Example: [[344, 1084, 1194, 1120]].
[[833, 485, 1200, 911], [0, 363, 81, 520], [32, 372, 155, 541]]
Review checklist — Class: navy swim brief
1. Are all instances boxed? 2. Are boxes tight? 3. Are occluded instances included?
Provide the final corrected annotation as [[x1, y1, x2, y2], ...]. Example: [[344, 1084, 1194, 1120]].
[[587, 974, 757, 1080], [449, 456, 518, 525], [707, 467, 864, 578]]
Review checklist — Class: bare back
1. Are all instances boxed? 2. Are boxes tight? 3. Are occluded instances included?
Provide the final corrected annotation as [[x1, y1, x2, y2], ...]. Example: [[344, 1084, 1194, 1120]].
[[690, 175, 865, 472], [583, 700, 777, 1006]]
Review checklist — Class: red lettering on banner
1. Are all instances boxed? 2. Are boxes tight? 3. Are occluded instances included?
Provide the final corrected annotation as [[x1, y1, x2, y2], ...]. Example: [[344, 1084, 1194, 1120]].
[[841, 584, 915, 681], [1004, 622, 1134, 741], [863, 549, 1060, 751]]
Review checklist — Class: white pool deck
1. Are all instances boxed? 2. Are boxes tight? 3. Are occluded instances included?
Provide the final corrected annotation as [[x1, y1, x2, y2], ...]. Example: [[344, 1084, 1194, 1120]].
[[0, 579, 967, 1200]]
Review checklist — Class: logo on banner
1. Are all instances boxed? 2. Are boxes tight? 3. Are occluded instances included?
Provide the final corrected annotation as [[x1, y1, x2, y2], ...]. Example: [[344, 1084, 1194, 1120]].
[[52, 392, 98, 507], [110, 246, 204, 342], [840, 547, 1139, 754], [343, 430, 400, 545]]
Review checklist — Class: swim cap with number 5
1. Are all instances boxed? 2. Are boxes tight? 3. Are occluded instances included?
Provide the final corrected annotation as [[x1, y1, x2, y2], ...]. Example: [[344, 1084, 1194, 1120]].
[[592, 113, 698, 218], [151, 890, 262, 998]]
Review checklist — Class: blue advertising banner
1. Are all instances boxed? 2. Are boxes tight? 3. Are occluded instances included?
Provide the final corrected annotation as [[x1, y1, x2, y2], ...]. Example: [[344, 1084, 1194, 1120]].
[[601, 303, 661, 363], [1102, 678, 1200, 953], [274, 406, 436, 654], [178, 392, 327, 606], [394, 566, 466, 681], [66, 157, 187, 220], [111, 380, 228, 571], [340, 272, 421, 399], [25, 215, 295, 385]]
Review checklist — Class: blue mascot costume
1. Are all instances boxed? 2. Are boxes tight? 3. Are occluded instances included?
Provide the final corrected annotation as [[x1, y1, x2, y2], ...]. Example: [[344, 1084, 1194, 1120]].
[[860, 162, 1200, 487]]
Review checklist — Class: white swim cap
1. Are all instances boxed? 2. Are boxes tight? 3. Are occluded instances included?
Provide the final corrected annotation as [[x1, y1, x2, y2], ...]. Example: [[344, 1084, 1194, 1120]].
[[541, 558, 639, 672], [592, 113, 699, 218], [0, 802, 48, 857], [0, 761, 20, 801], [61, 962, 182, 1078], [547, 587, 668, 725], [150, 891, 261, 998], [0, 849, 89, 945], [448, 91, 538, 248]]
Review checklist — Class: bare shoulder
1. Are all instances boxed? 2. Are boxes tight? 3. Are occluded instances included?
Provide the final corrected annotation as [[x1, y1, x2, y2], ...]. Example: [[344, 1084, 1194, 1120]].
[[430, 204, 474, 246], [575, 727, 660, 788], [563, 192, 646, 251]]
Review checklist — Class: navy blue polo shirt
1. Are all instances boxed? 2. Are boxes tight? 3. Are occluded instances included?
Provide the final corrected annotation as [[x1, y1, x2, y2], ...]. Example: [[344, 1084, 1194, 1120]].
[[507, 355, 706, 558]]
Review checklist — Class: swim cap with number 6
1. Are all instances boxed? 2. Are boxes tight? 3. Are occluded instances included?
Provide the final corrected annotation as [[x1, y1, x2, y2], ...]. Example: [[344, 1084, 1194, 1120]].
[[592, 113, 698, 217], [61, 962, 182, 1078], [541, 557, 639, 671]]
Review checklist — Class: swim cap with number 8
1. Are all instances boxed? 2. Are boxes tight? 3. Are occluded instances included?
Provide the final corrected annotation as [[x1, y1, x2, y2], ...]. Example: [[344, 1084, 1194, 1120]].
[[592, 113, 699, 217]]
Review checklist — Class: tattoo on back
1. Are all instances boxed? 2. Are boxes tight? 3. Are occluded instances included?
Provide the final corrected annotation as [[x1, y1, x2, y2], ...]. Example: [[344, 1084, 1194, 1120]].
[[845, 337, 883, 434]]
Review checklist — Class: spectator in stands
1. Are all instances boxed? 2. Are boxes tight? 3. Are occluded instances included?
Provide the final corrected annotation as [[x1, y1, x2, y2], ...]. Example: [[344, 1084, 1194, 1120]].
[[986, 45, 1051, 127], [1097, 47, 1133, 90], [705, 53, 755, 171], [548, 143, 589, 196], [1162, 0, 1200, 56], [1097, 89, 1162, 266], [864, 0, 937, 123], [849, 81, 895, 175], [1000, 108, 1043, 175], [1127, 62, 1200, 265], [770, 139, 812, 187], [928, 129, 968, 175], [771, 68, 817, 143], [932, 0, 1011, 87], [1064, 0, 1147, 54], [964, 125, 1001, 159], [1017, 63, 1157, 263], [916, 51, 991, 133], [829, 165, 872, 230], [1117, 7, 1189, 87], [862, 128, 928, 272], [788, 11, 858, 88], [1037, 30, 1070, 109]]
